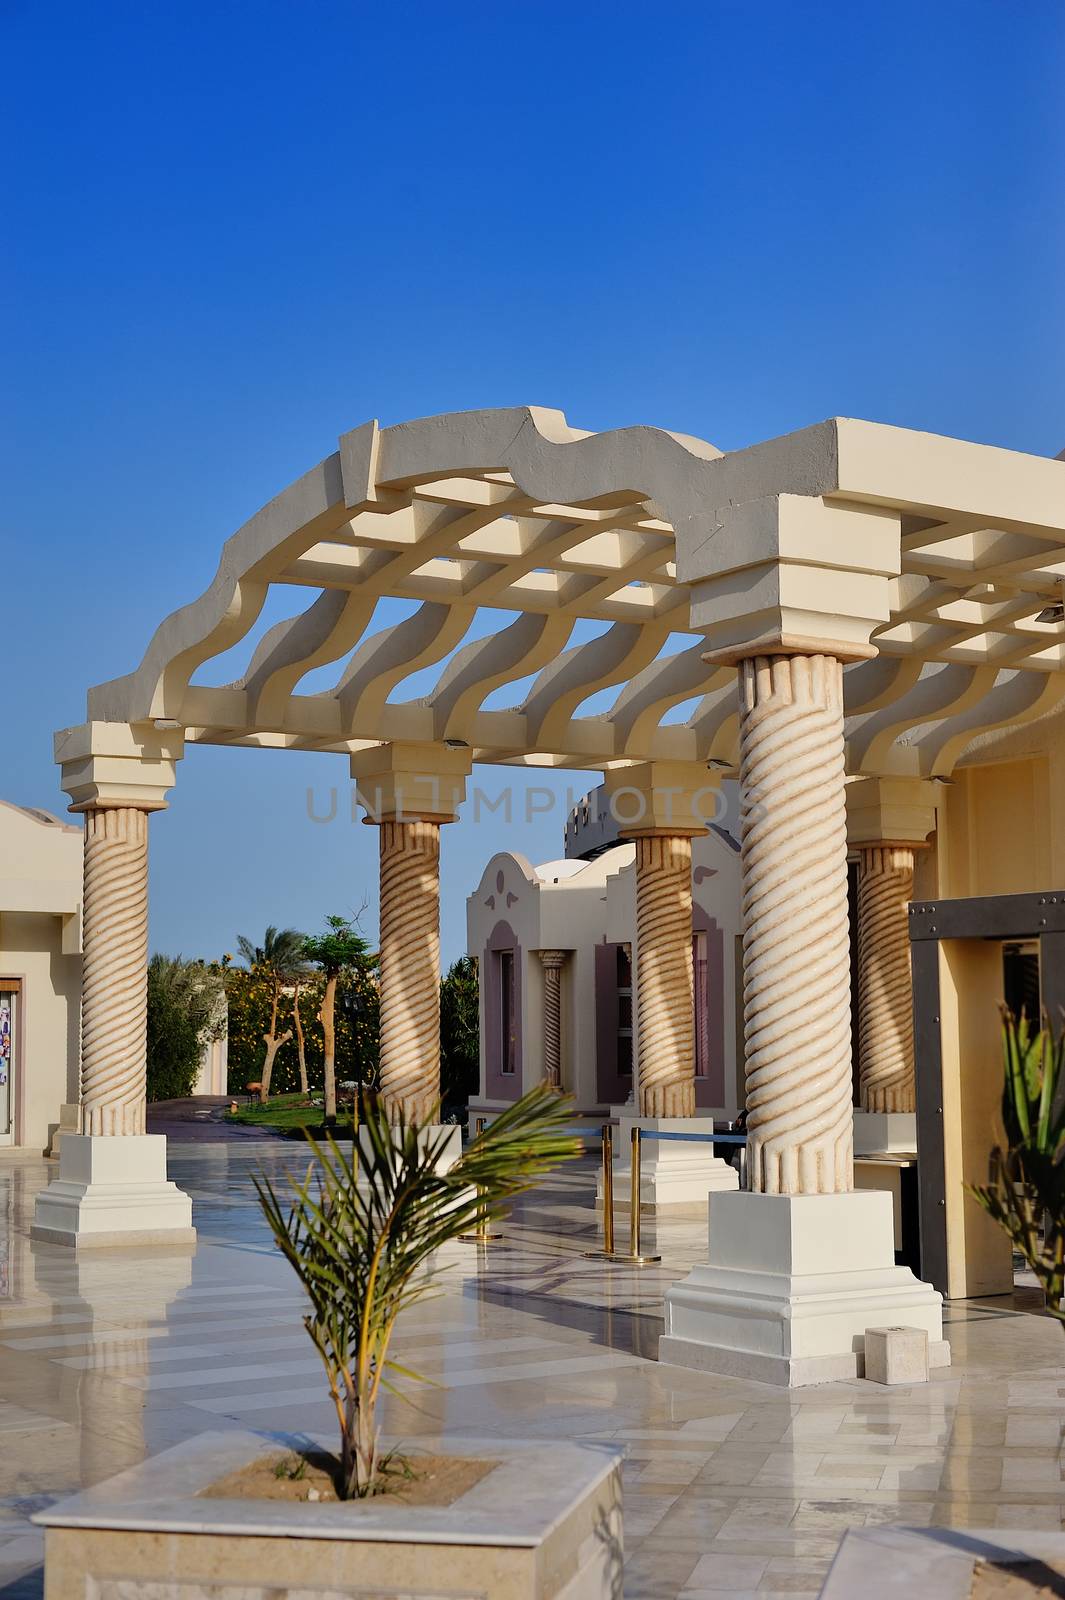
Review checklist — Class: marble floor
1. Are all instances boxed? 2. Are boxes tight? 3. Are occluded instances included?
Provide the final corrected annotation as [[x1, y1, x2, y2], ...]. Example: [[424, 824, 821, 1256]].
[[0, 1144, 1062, 1600]]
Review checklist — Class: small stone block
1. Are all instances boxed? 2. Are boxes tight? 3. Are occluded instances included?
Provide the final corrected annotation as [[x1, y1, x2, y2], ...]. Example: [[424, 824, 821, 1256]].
[[864, 1324, 929, 1385]]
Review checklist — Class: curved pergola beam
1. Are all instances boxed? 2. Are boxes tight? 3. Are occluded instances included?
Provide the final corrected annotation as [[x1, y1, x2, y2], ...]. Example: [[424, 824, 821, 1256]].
[[842, 656, 925, 716], [914, 672, 1065, 776], [521, 622, 669, 748], [89, 449, 359, 722], [604, 646, 722, 754], [240, 590, 377, 728], [333, 602, 473, 734], [687, 678, 742, 765], [847, 664, 998, 774], [429, 613, 574, 743]]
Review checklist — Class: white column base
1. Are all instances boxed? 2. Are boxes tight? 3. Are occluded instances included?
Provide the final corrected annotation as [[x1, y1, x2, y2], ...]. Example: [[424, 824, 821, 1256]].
[[31, 1134, 195, 1250], [852, 1110, 917, 1155], [659, 1190, 948, 1387], [358, 1123, 462, 1175], [598, 1116, 739, 1209]]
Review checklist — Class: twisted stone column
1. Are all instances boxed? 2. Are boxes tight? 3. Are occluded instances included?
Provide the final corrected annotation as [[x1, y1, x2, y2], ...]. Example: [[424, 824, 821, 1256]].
[[80, 807, 150, 1137], [857, 845, 917, 1112], [378, 819, 441, 1124], [537, 950, 567, 1089], [740, 654, 853, 1194], [634, 834, 696, 1117]]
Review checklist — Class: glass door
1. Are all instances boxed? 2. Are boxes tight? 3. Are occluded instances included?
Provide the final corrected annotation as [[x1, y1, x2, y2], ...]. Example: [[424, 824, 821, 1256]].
[[0, 987, 16, 1145]]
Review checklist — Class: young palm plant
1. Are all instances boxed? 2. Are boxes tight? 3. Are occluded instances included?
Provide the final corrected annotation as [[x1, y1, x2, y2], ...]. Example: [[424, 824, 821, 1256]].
[[254, 1083, 580, 1498], [968, 1007, 1065, 1325]]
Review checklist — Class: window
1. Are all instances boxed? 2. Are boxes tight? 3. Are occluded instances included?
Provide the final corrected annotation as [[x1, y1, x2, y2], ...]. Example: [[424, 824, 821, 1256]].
[[499, 950, 516, 1075], [693, 931, 708, 1078], [616, 945, 633, 1077], [0, 987, 16, 1144]]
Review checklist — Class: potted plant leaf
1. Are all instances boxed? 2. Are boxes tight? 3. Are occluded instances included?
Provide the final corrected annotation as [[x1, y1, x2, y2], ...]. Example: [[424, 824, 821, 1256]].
[[968, 1006, 1065, 1324], [37, 1085, 624, 1600]]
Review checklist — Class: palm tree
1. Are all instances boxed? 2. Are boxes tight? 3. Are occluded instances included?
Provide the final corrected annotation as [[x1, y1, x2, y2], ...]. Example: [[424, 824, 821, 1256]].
[[255, 1084, 580, 1497], [236, 927, 306, 1102], [301, 917, 372, 1123]]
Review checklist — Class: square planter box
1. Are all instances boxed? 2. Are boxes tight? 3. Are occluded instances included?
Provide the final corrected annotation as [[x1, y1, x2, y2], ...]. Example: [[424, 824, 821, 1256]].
[[35, 1430, 623, 1600]]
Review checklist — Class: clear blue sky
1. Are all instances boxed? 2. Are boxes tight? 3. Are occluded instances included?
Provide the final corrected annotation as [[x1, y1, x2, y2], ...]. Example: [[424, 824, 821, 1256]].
[[3, 1, 1063, 965]]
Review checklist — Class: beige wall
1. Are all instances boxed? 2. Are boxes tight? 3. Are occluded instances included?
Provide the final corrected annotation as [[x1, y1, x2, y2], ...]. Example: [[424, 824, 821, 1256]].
[[0, 803, 82, 1154], [0, 910, 80, 1152], [935, 759, 1052, 900], [925, 743, 1065, 1298], [937, 938, 1014, 1298]]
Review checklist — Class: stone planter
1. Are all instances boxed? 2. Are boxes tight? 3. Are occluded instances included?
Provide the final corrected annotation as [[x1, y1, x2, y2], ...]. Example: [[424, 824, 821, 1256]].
[[35, 1430, 623, 1600]]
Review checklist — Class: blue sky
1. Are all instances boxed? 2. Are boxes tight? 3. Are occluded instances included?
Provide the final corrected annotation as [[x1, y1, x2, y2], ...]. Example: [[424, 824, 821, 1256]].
[[3, 1, 1063, 965]]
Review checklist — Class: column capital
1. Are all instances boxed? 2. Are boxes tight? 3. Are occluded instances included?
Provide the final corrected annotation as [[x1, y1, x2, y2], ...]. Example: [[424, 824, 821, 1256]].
[[536, 948, 569, 969], [603, 761, 721, 838], [55, 722, 184, 814], [350, 740, 472, 824], [846, 776, 938, 848], [678, 495, 900, 666]]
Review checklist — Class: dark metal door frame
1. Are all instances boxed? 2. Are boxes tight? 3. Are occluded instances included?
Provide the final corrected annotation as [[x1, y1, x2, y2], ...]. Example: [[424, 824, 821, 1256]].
[[909, 890, 1065, 1293]]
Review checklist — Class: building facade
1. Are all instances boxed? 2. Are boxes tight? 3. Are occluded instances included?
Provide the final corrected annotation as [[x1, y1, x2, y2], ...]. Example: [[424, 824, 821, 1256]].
[[467, 783, 744, 1120], [0, 802, 82, 1154]]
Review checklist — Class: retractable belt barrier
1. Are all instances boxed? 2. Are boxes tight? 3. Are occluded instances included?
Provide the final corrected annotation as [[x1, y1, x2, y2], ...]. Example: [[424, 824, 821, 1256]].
[[461, 1116, 746, 1260]]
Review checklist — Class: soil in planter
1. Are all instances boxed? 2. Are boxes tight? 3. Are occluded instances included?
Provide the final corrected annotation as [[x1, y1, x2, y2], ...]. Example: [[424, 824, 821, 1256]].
[[972, 1560, 1065, 1600], [205, 1451, 497, 1508]]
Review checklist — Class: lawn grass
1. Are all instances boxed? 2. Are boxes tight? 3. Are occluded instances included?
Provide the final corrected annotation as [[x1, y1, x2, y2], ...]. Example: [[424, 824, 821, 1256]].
[[228, 1093, 355, 1138]]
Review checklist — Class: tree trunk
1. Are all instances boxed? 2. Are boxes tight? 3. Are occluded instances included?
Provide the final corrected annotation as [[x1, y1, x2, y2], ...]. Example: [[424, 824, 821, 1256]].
[[322, 974, 337, 1124], [260, 1028, 292, 1102], [293, 981, 309, 1094], [260, 982, 294, 1103]]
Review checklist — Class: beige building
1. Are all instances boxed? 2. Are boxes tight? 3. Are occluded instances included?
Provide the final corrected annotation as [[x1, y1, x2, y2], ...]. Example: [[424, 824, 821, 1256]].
[[467, 784, 744, 1123], [0, 802, 82, 1153]]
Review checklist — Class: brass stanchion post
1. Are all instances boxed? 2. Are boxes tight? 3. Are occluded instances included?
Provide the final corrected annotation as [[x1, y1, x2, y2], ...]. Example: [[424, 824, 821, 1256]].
[[602, 1124, 615, 1255], [586, 1124, 616, 1258], [589, 1123, 659, 1263], [629, 1127, 641, 1258], [627, 1126, 660, 1265]]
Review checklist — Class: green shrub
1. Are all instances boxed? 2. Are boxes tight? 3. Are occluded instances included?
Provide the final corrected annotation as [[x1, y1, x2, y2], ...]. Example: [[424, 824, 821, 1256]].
[[146, 955, 226, 1101], [440, 954, 479, 1108]]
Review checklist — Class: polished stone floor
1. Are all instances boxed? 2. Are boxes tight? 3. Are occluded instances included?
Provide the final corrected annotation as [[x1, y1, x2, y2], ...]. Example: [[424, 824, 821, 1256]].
[[1, 1144, 1062, 1600]]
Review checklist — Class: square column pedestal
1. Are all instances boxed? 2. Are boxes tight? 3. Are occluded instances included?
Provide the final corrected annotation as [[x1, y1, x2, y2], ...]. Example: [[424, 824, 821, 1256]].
[[358, 1123, 462, 1174], [31, 1135, 195, 1250], [597, 1116, 739, 1210], [660, 1189, 949, 1386], [852, 1110, 917, 1155]]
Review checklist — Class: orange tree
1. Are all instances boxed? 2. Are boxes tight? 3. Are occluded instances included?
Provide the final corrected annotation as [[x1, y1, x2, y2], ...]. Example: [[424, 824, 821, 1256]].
[[225, 962, 378, 1099]]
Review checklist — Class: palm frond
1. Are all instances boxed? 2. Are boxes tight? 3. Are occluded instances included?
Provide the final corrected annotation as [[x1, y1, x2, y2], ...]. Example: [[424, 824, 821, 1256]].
[[254, 1083, 579, 1497]]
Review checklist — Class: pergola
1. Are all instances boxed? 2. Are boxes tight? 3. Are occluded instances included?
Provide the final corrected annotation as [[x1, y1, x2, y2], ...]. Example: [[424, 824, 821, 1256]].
[[36, 406, 1065, 1381]]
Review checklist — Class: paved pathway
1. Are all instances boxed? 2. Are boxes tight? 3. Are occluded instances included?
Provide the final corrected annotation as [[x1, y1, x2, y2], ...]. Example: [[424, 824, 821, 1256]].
[[0, 1145, 1062, 1599], [145, 1097, 284, 1143]]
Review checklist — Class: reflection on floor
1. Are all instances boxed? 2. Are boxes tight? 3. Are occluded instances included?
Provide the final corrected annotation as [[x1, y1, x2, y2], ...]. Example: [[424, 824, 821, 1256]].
[[0, 1147, 1062, 1600]]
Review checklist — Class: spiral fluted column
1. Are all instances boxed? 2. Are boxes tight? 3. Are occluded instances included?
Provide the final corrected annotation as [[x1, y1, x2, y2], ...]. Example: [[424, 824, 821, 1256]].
[[857, 844, 917, 1112], [378, 819, 441, 1124], [740, 653, 853, 1195], [537, 950, 567, 1089], [634, 834, 696, 1118], [79, 807, 150, 1137]]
